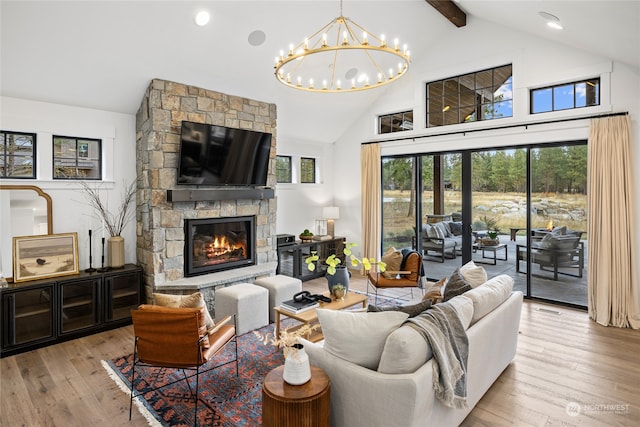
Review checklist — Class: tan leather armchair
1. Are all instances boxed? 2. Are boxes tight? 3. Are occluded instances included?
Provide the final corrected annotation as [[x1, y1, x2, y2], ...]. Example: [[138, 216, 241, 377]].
[[367, 251, 424, 304], [129, 304, 238, 425]]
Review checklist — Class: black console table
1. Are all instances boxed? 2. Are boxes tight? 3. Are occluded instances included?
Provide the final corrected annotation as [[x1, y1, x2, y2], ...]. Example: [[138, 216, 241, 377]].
[[1, 264, 142, 357], [277, 237, 346, 281]]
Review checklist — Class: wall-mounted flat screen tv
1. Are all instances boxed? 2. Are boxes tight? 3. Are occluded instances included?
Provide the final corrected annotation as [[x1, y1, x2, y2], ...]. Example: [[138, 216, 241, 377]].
[[177, 121, 272, 186]]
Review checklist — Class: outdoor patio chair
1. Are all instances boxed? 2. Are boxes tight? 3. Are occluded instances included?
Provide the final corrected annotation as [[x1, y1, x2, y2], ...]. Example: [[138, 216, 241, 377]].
[[516, 235, 584, 281]]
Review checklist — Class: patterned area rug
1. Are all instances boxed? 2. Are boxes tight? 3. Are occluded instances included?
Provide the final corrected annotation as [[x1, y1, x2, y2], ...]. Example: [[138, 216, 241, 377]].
[[102, 291, 409, 426]]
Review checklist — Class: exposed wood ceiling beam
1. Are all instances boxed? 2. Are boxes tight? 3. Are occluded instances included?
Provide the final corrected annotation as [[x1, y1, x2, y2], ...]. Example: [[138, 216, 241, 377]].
[[426, 0, 467, 27]]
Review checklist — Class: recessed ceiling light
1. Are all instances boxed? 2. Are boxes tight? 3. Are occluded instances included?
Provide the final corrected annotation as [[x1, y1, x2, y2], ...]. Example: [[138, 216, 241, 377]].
[[194, 11, 210, 27], [538, 11, 563, 30]]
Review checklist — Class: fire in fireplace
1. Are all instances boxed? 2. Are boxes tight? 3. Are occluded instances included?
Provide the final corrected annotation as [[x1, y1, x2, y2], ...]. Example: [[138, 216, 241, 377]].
[[184, 216, 256, 276]]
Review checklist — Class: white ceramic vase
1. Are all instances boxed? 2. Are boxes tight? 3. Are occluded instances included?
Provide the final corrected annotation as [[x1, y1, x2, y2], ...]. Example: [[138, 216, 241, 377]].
[[282, 344, 311, 385]]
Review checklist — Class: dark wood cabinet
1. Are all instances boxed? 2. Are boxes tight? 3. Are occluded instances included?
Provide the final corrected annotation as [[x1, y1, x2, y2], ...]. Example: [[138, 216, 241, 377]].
[[1, 264, 142, 357], [277, 237, 345, 281]]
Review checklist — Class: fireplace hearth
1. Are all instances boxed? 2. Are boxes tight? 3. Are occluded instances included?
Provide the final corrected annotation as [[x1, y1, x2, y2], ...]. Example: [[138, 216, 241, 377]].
[[185, 216, 256, 277]]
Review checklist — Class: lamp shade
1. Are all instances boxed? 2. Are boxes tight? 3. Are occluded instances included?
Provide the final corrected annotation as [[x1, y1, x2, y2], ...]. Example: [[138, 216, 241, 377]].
[[323, 206, 340, 220]]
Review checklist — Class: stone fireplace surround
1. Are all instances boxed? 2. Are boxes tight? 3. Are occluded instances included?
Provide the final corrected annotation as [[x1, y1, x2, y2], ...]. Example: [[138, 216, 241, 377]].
[[135, 79, 278, 315]]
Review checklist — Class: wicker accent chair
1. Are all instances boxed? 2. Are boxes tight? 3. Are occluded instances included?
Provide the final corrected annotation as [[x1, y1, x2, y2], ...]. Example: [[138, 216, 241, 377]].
[[367, 250, 424, 304], [129, 304, 238, 426]]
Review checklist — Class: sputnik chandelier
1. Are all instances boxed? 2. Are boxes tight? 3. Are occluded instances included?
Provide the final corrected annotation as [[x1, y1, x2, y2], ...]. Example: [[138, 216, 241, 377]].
[[274, 0, 411, 93]]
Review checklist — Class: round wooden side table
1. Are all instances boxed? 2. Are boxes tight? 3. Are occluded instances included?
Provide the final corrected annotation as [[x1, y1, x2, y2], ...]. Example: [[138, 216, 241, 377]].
[[262, 365, 330, 427]]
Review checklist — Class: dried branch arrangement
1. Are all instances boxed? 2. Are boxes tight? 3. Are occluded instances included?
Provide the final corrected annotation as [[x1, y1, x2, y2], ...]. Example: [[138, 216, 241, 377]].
[[80, 180, 136, 237]]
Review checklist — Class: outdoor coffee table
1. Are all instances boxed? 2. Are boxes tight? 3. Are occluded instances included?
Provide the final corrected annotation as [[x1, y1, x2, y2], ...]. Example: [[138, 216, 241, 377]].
[[474, 243, 508, 265], [274, 291, 367, 342]]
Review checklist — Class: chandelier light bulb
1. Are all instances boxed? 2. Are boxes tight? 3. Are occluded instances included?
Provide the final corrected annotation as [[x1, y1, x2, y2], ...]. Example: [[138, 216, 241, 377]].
[[337, 80, 342, 90], [297, 76, 302, 87], [304, 38, 309, 49], [381, 34, 386, 47], [343, 31, 348, 45], [289, 44, 294, 55], [309, 78, 314, 88], [394, 38, 399, 51], [322, 80, 328, 90], [363, 32, 368, 45], [389, 68, 394, 78], [322, 33, 328, 47], [351, 78, 356, 89], [377, 73, 382, 83]]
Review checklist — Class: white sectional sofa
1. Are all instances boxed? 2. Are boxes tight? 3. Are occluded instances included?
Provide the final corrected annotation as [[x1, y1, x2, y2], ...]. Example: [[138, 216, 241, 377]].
[[303, 274, 523, 427]]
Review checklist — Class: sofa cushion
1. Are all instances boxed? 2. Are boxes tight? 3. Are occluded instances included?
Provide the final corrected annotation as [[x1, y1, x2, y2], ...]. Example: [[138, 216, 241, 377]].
[[377, 325, 430, 374], [316, 308, 409, 370], [367, 298, 432, 318], [442, 269, 472, 302], [446, 295, 474, 329], [381, 246, 403, 279], [426, 223, 445, 239], [464, 274, 514, 324], [377, 295, 473, 374], [153, 292, 215, 332], [459, 261, 488, 287]]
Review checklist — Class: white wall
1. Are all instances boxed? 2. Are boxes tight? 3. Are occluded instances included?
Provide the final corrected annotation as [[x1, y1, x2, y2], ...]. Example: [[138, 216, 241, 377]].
[[274, 137, 335, 237], [0, 97, 137, 277], [330, 19, 640, 265]]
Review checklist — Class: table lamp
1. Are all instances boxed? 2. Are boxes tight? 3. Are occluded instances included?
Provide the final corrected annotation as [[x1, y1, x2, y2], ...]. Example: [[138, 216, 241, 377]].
[[323, 206, 340, 238]]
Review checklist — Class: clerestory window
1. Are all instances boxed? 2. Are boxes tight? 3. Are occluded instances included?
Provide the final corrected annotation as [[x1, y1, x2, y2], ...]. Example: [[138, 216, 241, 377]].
[[426, 64, 513, 127]]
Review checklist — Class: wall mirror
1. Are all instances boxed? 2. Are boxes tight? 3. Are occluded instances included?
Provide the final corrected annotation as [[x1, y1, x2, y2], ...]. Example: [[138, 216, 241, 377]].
[[0, 185, 53, 282]]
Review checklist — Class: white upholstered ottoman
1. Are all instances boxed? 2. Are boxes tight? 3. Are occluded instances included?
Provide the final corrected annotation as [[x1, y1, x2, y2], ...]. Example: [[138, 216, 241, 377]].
[[254, 274, 303, 322], [215, 283, 269, 335]]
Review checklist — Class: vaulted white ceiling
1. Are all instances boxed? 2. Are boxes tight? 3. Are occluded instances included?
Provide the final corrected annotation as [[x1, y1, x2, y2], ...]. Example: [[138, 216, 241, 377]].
[[2, 1, 638, 144]]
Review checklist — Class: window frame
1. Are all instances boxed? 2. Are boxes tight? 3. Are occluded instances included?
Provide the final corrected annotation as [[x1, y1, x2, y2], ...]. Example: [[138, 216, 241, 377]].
[[378, 110, 414, 134], [425, 64, 513, 128], [300, 157, 316, 184], [0, 130, 37, 179], [52, 135, 102, 180], [530, 78, 600, 114], [276, 155, 292, 183]]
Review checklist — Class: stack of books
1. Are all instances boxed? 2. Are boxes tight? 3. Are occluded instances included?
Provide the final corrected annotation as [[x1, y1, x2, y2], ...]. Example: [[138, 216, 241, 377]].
[[279, 298, 319, 314]]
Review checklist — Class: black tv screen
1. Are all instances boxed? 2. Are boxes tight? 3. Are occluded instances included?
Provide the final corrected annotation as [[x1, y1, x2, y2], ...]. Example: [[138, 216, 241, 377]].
[[177, 121, 272, 186]]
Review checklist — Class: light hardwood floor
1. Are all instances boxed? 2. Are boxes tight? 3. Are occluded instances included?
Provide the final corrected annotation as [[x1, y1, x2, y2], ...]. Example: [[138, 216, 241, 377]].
[[1, 275, 638, 427]]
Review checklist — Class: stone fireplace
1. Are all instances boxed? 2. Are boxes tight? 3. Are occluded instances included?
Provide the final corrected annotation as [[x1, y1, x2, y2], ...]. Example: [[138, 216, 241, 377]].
[[135, 79, 278, 310]]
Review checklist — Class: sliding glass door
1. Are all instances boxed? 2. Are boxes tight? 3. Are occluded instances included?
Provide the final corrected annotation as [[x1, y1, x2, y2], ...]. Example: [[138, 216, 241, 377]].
[[381, 141, 588, 308]]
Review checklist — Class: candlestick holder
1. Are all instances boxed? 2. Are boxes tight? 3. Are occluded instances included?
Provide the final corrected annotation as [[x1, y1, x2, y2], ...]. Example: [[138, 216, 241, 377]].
[[97, 237, 110, 272], [85, 229, 97, 273]]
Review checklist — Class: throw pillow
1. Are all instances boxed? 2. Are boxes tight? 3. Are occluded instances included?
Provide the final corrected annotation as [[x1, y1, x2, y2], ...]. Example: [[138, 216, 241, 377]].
[[381, 246, 403, 279], [552, 226, 567, 235], [442, 269, 472, 302], [464, 274, 514, 324], [459, 260, 488, 287], [422, 276, 447, 303], [538, 233, 555, 249], [367, 298, 432, 318], [316, 308, 409, 370], [377, 325, 432, 374], [433, 221, 449, 238], [153, 292, 215, 332], [448, 221, 463, 236]]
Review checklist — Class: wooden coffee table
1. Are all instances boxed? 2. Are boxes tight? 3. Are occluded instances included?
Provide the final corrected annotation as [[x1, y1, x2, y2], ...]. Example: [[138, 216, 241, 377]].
[[274, 291, 367, 342]]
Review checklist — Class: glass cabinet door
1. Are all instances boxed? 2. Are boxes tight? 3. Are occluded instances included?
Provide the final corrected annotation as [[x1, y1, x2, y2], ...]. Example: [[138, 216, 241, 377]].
[[105, 271, 140, 322], [2, 286, 55, 347], [59, 279, 100, 334]]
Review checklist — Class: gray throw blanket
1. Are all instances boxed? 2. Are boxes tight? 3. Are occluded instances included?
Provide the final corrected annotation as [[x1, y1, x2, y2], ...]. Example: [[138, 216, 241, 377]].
[[406, 302, 469, 409]]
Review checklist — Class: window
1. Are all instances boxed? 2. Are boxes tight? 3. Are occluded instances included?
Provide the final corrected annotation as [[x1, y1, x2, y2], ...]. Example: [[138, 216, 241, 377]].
[[53, 135, 101, 179], [276, 155, 292, 183], [0, 131, 36, 178], [300, 157, 316, 183], [531, 78, 600, 114], [378, 110, 413, 134], [426, 64, 513, 127]]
